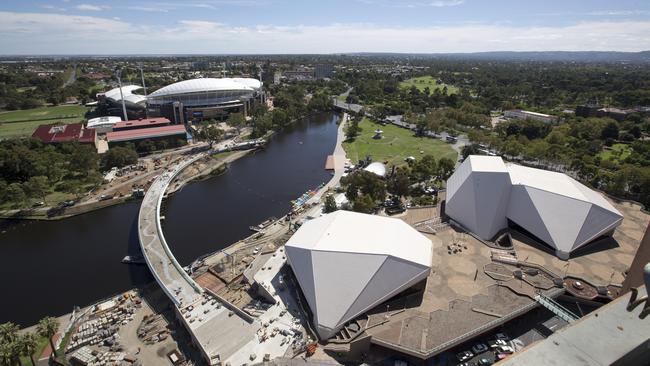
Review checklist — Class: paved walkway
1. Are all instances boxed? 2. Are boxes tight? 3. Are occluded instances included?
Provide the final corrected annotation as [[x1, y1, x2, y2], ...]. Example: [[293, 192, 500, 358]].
[[307, 112, 348, 205]]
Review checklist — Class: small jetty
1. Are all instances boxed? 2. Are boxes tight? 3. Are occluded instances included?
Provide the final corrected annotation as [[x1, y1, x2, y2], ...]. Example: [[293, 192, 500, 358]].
[[325, 155, 335, 170], [249, 217, 277, 232]]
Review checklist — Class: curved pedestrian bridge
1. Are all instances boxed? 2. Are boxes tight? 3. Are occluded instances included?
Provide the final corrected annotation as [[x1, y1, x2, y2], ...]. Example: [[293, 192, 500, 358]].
[[137, 155, 204, 308]]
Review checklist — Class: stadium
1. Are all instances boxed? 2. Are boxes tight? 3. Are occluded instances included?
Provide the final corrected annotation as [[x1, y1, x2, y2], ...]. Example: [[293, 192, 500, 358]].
[[146, 78, 264, 123]]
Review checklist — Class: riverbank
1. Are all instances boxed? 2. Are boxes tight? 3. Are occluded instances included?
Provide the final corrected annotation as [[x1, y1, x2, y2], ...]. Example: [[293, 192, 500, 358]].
[[1, 112, 339, 327], [0, 142, 257, 221]]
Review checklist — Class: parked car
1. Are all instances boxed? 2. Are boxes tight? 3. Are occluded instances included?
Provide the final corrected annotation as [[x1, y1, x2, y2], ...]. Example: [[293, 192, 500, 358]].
[[495, 333, 509, 341], [495, 345, 514, 354], [472, 343, 489, 354], [32, 201, 45, 207], [456, 350, 473, 362], [488, 339, 508, 348], [477, 358, 493, 366]]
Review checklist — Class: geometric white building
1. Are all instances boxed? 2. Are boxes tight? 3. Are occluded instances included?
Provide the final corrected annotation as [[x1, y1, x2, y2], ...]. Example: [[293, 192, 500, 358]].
[[285, 211, 432, 339], [446, 156, 623, 260]]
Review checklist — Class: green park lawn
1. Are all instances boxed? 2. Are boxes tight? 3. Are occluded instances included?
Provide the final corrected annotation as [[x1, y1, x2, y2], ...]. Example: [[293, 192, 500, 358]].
[[599, 143, 632, 163], [399, 75, 459, 94], [0, 105, 90, 139], [343, 117, 457, 167]]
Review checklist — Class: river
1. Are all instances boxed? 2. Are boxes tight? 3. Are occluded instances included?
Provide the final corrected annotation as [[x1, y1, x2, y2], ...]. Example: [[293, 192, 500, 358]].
[[0, 112, 338, 326]]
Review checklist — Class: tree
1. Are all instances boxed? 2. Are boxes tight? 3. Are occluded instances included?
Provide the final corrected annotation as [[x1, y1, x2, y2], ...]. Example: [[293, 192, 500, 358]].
[[25, 176, 49, 201], [20, 333, 38, 366], [6, 183, 26, 205], [436, 157, 456, 181], [411, 155, 437, 182], [345, 118, 361, 141], [228, 113, 246, 134], [200, 124, 224, 146], [101, 146, 138, 170], [0, 322, 19, 343], [69, 145, 99, 176], [323, 195, 337, 213], [352, 194, 375, 213], [0, 343, 14, 366], [37, 317, 59, 358], [387, 168, 410, 197], [601, 121, 620, 140]]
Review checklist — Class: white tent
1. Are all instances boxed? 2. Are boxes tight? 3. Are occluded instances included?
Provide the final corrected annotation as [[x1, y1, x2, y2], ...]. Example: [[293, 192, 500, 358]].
[[364, 162, 387, 177], [446, 156, 623, 259], [285, 211, 432, 339]]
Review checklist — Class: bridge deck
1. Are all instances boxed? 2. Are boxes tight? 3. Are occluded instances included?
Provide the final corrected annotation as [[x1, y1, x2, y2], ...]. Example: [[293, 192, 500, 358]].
[[138, 156, 204, 308]]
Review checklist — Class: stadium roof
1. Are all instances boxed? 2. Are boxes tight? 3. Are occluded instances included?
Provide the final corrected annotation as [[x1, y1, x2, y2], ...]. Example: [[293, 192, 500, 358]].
[[285, 211, 432, 339], [100, 85, 146, 104], [149, 78, 262, 98], [106, 124, 186, 143], [445, 156, 623, 259]]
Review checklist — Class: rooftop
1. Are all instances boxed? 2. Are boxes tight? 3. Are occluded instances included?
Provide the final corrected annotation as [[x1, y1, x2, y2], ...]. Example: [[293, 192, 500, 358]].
[[107, 124, 186, 143], [32, 123, 95, 144], [498, 286, 649, 366], [149, 78, 261, 98], [113, 118, 171, 130]]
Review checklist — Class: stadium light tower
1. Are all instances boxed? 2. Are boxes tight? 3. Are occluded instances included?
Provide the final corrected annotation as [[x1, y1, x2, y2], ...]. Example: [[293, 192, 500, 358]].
[[114, 68, 129, 121], [138, 63, 148, 118]]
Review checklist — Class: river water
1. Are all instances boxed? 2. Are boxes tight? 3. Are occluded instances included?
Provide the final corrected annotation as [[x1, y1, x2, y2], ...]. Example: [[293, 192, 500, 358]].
[[0, 112, 338, 326]]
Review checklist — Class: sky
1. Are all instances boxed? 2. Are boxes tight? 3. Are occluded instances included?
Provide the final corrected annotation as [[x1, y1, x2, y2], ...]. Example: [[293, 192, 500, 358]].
[[1, 0, 649, 55]]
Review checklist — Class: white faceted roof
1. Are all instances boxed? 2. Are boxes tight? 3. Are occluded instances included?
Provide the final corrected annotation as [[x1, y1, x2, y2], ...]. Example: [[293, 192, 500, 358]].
[[445, 156, 623, 258], [149, 78, 260, 98], [507, 164, 619, 215], [286, 210, 431, 267], [285, 211, 432, 339]]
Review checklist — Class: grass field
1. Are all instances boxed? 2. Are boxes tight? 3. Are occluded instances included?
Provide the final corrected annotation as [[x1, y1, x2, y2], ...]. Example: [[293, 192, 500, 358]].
[[0, 105, 90, 139], [399, 76, 459, 94], [343, 117, 457, 167], [599, 143, 632, 163]]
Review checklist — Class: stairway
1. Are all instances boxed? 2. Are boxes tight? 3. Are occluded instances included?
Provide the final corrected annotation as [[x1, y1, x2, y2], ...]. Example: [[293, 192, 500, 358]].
[[535, 293, 579, 323]]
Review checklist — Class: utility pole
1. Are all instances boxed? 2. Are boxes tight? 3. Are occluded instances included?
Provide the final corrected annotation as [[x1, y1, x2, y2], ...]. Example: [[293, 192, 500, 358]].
[[115, 68, 128, 121]]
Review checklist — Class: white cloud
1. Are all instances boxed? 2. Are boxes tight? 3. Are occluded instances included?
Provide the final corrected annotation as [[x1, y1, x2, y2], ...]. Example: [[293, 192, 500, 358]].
[[127, 6, 170, 13], [357, 0, 464, 7], [588, 10, 649, 16], [76, 4, 110, 11], [42, 5, 66, 12], [0, 12, 649, 54]]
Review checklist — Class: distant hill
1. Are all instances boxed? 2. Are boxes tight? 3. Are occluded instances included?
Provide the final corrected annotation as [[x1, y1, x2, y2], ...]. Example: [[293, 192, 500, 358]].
[[347, 51, 650, 63]]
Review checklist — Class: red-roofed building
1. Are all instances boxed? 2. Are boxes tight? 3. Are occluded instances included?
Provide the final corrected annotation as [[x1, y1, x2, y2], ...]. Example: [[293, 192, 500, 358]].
[[32, 123, 97, 147], [106, 124, 187, 146], [112, 118, 171, 131]]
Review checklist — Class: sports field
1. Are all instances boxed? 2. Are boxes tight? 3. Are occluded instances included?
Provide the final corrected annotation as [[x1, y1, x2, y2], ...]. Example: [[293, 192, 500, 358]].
[[343, 117, 457, 166], [399, 76, 459, 94], [0, 105, 90, 138]]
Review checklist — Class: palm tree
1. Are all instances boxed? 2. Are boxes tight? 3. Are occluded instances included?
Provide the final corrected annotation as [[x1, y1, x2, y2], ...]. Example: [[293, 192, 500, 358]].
[[10, 339, 23, 366], [36, 317, 59, 358], [20, 333, 38, 366], [0, 323, 19, 343], [0, 342, 14, 366]]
